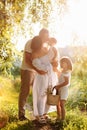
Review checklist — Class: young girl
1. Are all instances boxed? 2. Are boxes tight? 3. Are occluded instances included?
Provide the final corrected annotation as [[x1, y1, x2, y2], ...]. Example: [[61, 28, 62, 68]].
[[30, 36, 58, 123], [54, 56, 72, 121]]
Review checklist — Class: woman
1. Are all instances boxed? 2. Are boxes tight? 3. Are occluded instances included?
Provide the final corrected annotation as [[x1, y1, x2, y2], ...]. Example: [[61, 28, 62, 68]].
[[30, 36, 59, 123]]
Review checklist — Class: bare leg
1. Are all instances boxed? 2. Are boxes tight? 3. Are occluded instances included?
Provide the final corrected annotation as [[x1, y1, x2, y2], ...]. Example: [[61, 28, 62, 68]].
[[60, 100, 66, 120], [56, 100, 61, 119]]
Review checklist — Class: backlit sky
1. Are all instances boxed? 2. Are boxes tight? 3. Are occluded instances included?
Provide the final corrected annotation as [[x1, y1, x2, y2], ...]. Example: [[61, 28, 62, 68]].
[[16, 0, 87, 50], [55, 0, 87, 47]]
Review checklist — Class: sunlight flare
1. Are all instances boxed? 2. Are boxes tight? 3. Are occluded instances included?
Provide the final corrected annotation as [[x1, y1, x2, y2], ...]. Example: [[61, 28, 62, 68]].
[[12, 0, 87, 51]]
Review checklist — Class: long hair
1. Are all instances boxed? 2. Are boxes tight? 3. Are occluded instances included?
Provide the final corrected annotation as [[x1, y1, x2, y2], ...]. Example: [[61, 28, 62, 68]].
[[31, 36, 43, 51]]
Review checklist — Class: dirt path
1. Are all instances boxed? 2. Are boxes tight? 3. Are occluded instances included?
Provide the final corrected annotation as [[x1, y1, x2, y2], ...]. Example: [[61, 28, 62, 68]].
[[31, 119, 63, 130], [32, 124, 54, 130]]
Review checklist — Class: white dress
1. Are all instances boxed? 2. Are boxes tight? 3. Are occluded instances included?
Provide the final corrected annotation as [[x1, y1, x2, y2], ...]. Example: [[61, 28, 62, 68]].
[[58, 71, 71, 100], [32, 48, 58, 117]]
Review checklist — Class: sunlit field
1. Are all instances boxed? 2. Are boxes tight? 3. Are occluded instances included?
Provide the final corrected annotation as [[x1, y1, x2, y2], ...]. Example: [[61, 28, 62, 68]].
[[0, 0, 87, 129], [0, 56, 87, 129]]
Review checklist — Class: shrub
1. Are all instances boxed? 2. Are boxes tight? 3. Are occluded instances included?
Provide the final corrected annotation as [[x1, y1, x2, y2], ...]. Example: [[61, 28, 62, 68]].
[[0, 111, 9, 129]]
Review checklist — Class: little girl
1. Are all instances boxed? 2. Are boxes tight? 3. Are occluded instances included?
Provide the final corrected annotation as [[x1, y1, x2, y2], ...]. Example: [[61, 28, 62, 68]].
[[54, 56, 73, 121]]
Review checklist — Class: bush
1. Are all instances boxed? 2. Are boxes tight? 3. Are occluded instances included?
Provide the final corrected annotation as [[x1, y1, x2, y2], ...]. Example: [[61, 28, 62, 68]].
[[0, 111, 9, 129], [66, 75, 87, 111], [64, 110, 87, 130]]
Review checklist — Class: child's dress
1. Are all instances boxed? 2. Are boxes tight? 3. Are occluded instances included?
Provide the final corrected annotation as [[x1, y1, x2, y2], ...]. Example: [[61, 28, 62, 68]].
[[58, 71, 71, 100], [32, 48, 58, 117]]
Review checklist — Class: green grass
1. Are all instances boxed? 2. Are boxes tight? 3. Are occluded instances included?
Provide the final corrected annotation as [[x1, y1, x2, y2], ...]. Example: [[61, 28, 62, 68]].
[[0, 75, 87, 130], [66, 75, 87, 111]]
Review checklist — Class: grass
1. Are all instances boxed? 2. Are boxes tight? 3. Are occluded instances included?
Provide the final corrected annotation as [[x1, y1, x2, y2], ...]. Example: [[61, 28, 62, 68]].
[[0, 75, 87, 130], [66, 75, 87, 111]]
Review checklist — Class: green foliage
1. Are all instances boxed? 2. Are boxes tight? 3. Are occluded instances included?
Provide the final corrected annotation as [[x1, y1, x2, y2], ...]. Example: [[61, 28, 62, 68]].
[[65, 110, 87, 130], [0, 0, 69, 77], [0, 104, 18, 123], [0, 32, 22, 76], [72, 47, 87, 79], [0, 0, 23, 76], [0, 111, 8, 122], [0, 41, 15, 76], [1, 121, 33, 130], [1, 109, 87, 130], [66, 75, 87, 111], [66, 52, 87, 111], [0, 76, 87, 130], [13, 77, 21, 92]]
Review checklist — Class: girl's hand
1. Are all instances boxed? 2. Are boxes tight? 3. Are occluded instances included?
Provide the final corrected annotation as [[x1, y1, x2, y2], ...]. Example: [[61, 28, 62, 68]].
[[52, 86, 57, 91], [53, 85, 60, 91]]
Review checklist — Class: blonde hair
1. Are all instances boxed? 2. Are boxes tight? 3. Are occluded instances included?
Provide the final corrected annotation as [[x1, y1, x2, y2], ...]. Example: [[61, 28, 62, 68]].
[[60, 56, 73, 71]]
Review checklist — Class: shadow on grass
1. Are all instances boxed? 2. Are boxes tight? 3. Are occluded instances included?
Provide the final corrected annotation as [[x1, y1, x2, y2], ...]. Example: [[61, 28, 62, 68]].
[[1, 119, 65, 130]]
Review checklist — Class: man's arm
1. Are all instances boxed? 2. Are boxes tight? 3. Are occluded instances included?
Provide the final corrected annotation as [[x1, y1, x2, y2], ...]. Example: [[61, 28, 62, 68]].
[[25, 52, 47, 74], [25, 52, 33, 68]]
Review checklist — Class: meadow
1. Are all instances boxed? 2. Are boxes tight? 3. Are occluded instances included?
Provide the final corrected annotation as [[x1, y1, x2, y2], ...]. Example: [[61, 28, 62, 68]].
[[0, 58, 87, 130], [1, 0, 87, 129]]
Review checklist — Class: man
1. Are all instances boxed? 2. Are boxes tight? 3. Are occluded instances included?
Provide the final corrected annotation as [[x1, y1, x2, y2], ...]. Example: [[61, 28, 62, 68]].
[[18, 28, 49, 121]]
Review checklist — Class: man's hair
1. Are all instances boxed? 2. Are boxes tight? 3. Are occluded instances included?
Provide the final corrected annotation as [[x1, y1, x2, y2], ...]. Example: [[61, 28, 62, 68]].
[[39, 28, 49, 36]]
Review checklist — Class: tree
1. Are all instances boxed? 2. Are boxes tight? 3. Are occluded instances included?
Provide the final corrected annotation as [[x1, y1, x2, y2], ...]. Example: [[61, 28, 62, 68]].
[[0, 0, 68, 76]]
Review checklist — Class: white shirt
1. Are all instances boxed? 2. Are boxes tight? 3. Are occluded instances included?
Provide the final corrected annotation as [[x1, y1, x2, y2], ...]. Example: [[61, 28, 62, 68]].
[[21, 39, 34, 71]]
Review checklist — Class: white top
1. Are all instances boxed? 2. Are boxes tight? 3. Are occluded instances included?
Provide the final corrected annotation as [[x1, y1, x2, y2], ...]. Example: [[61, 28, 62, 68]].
[[32, 53, 53, 86], [32, 48, 58, 86], [21, 39, 34, 71], [58, 71, 71, 100], [59, 71, 71, 87]]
